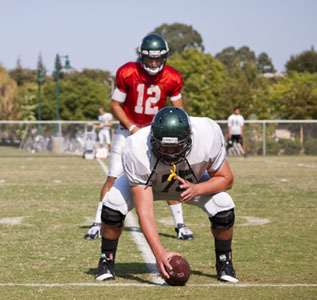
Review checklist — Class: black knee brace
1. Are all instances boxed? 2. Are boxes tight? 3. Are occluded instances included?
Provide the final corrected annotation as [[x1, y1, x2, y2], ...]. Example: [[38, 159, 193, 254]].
[[101, 206, 125, 227], [210, 208, 235, 229]]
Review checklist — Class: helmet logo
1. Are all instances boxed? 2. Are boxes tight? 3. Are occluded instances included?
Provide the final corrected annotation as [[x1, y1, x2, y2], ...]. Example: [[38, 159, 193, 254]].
[[162, 137, 178, 144]]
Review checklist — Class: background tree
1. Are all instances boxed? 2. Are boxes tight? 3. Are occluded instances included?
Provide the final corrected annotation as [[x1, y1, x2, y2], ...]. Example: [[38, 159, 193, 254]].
[[168, 48, 228, 118], [285, 47, 317, 74], [257, 52, 276, 73], [150, 23, 204, 56], [9, 57, 37, 86], [37, 53, 47, 76], [0, 64, 19, 120], [15, 83, 38, 120], [40, 75, 111, 120], [216, 46, 275, 76], [269, 72, 317, 119]]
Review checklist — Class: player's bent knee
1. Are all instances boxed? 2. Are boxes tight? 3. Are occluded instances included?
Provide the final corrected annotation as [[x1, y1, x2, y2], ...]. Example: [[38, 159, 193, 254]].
[[210, 208, 235, 229], [101, 205, 125, 227]]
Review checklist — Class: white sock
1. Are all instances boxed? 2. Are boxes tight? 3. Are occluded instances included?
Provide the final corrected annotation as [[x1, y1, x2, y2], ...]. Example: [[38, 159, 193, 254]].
[[168, 203, 184, 227], [94, 202, 103, 224]]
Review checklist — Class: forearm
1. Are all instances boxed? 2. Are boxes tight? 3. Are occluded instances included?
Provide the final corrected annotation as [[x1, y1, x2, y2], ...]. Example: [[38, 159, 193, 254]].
[[132, 186, 165, 257], [196, 175, 233, 196], [111, 101, 134, 129], [137, 211, 165, 257]]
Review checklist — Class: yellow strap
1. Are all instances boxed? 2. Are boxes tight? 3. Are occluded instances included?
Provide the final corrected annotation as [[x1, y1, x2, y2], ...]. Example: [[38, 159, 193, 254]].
[[167, 163, 177, 181]]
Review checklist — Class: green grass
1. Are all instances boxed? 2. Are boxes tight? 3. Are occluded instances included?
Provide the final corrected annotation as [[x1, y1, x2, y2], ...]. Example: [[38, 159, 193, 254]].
[[0, 147, 316, 299]]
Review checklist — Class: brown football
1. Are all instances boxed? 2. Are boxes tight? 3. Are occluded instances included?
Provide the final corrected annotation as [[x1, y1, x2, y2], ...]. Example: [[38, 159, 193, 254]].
[[164, 255, 191, 286]]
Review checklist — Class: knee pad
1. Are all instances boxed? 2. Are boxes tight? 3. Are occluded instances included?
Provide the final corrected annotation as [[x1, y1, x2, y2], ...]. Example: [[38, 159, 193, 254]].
[[101, 206, 125, 227], [210, 208, 235, 229]]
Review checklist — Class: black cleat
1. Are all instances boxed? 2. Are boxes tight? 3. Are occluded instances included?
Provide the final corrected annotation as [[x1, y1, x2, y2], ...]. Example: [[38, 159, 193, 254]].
[[95, 254, 115, 281], [216, 256, 238, 283]]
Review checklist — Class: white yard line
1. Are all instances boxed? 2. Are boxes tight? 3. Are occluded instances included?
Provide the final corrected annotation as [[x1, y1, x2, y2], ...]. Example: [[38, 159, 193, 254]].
[[0, 283, 316, 287], [97, 159, 164, 285], [97, 159, 108, 174]]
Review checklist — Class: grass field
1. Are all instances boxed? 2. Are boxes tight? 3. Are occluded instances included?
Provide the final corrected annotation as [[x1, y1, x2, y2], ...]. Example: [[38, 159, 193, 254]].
[[0, 146, 316, 299]]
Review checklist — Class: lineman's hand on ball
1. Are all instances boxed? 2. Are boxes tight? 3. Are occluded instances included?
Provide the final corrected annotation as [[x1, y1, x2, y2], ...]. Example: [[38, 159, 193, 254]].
[[177, 176, 199, 203], [156, 250, 182, 279]]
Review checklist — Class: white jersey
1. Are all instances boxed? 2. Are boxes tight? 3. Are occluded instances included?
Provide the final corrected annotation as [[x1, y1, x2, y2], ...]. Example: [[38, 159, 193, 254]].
[[122, 117, 226, 198], [98, 112, 113, 132], [227, 114, 244, 135]]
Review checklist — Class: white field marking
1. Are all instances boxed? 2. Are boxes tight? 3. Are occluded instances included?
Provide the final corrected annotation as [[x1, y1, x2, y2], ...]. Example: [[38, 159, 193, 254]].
[[53, 180, 61, 183], [97, 159, 164, 285], [0, 179, 6, 184], [0, 283, 316, 287], [97, 159, 108, 174], [125, 212, 165, 285], [265, 160, 274, 163], [0, 216, 30, 225], [297, 163, 317, 169], [83, 216, 94, 225], [157, 217, 175, 226], [280, 178, 289, 182], [237, 216, 271, 226]]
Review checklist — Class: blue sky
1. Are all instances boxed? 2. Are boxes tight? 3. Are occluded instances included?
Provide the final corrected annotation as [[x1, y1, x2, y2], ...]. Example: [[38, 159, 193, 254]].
[[1, 0, 316, 75]]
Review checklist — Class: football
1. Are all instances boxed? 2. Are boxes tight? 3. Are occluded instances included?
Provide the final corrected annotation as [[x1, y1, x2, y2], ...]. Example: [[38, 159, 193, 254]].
[[164, 255, 191, 286]]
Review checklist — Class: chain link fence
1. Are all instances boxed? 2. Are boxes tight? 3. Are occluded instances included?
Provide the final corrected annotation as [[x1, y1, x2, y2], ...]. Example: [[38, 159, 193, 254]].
[[0, 120, 317, 156]]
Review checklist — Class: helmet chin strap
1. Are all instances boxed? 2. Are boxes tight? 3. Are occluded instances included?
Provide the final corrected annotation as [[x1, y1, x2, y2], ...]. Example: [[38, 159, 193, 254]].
[[145, 157, 198, 187]]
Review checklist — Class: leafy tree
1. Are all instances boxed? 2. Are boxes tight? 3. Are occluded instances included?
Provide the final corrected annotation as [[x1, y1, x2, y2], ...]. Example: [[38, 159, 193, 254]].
[[150, 23, 204, 56], [214, 47, 236, 71], [216, 46, 256, 71], [40, 75, 111, 121], [0, 64, 19, 120], [257, 52, 276, 73], [269, 72, 317, 119], [15, 82, 38, 120], [168, 48, 228, 118], [9, 57, 37, 86], [216, 46, 275, 76], [285, 47, 317, 73], [37, 53, 47, 76]]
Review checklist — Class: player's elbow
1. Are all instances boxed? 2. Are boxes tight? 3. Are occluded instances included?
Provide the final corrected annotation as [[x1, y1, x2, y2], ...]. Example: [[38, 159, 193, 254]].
[[225, 173, 234, 190], [228, 176, 234, 190]]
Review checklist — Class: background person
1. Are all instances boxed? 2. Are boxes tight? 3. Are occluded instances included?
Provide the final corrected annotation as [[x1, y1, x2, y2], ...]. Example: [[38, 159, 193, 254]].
[[95, 107, 238, 283], [84, 34, 193, 241], [227, 107, 247, 157], [95, 107, 113, 153]]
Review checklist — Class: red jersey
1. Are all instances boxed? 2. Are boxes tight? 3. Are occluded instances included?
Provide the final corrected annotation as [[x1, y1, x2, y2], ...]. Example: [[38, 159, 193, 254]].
[[112, 62, 183, 128]]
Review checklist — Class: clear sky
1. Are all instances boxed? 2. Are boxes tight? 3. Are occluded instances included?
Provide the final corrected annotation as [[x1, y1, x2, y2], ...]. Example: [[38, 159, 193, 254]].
[[1, 0, 316, 75]]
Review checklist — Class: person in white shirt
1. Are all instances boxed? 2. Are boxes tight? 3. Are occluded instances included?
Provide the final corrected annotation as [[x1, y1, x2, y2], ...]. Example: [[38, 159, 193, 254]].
[[227, 107, 247, 157], [95, 107, 113, 153], [94, 107, 239, 283]]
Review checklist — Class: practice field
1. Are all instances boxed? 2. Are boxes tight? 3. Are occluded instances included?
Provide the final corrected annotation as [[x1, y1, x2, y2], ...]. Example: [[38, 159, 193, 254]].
[[0, 147, 316, 300]]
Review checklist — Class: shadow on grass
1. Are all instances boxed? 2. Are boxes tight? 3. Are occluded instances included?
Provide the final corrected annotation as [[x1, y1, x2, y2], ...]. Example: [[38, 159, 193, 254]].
[[190, 269, 217, 279], [124, 226, 178, 240], [81, 226, 179, 240], [86, 262, 158, 284], [87, 262, 217, 284]]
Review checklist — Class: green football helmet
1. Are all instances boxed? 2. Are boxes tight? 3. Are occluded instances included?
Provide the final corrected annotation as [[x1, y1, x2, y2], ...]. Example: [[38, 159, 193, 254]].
[[138, 33, 169, 75], [151, 107, 192, 164]]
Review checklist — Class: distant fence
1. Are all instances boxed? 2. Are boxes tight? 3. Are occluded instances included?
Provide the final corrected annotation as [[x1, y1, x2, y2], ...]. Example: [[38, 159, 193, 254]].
[[0, 120, 317, 156]]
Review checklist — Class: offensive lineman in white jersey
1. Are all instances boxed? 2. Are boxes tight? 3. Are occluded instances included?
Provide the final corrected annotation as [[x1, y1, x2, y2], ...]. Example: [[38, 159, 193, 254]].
[[95, 107, 238, 283], [95, 107, 113, 153]]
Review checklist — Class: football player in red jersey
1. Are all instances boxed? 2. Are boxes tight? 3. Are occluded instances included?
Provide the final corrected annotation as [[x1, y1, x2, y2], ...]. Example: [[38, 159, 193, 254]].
[[85, 34, 194, 242]]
